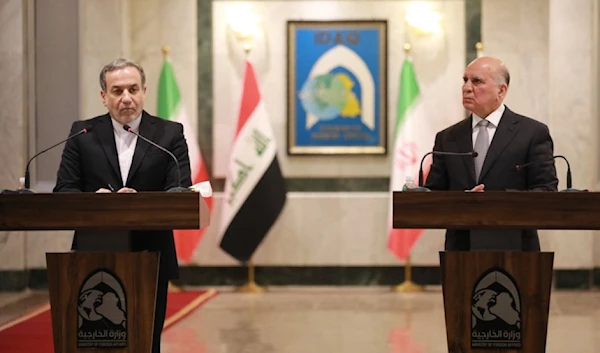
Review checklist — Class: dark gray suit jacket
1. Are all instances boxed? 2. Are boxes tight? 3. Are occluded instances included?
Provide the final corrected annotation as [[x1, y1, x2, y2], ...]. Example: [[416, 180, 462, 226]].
[[424, 106, 558, 251], [53, 111, 192, 279]]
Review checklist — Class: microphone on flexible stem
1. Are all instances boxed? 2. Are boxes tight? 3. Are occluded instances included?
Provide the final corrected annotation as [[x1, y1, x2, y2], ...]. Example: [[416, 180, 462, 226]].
[[515, 155, 585, 192], [17, 127, 92, 194], [409, 150, 479, 192], [122, 125, 191, 193]]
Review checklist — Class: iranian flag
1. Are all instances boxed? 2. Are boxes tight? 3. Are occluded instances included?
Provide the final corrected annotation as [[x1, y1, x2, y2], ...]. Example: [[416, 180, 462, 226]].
[[157, 57, 213, 264], [387, 57, 433, 260], [218, 59, 287, 263]]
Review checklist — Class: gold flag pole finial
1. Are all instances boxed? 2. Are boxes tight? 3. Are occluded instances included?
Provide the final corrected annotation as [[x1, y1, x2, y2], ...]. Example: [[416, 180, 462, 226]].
[[162, 46, 170, 58], [404, 43, 411, 55], [475, 42, 484, 57]]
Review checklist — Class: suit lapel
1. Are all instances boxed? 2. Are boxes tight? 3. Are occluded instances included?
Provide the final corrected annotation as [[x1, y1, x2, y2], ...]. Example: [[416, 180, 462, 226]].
[[478, 108, 519, 181], [126, 113, 157, 185], [453, 117, 477, 185], [95, 114, 122, 187]]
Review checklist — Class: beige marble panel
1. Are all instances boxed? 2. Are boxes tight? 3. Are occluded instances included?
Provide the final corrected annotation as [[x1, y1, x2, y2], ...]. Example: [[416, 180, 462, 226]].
[[129, 0, 197, 131], [0, 232, 25, 270], [594, 231, 600, 267], [482, 0, 549, 124], [191, 191, 594, 268], [0, 0, 25, 188], [545, 0, 597, 269], [25, 231, 73, 268], [78, 0, 129, 120], [0, 0, 26, 270], [212, 0, 466, 178], [192, 192, 449, 267], [482, 0, 599, 269]]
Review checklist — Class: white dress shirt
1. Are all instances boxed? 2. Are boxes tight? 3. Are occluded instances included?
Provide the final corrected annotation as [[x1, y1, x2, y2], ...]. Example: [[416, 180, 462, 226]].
[[472, 104, 505, 148], [111, 115, 142, 185]]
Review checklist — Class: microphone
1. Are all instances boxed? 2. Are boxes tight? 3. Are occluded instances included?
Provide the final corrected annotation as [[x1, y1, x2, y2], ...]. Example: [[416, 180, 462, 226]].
[[515, 155, 585, 192], [123, 124, 191, 193], [18, 127, 91, 193], [409, 150, 479, 192]]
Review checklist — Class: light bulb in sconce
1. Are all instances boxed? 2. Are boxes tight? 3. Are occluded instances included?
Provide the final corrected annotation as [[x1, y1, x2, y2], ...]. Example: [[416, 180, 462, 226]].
[[405, 3, 443, 35], [227, 6, 262, 53]]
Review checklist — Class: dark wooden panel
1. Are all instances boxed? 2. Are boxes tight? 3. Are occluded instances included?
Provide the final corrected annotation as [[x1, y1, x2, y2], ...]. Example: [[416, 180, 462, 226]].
[[393, 191, 600, 230], [46, 252, 159, 353], [440, 251, 553, 353], [0, 192, 209, 231]]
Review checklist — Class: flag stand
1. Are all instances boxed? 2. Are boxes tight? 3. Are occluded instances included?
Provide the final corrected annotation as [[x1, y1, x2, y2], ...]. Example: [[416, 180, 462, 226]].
[[392, 255, 423, 292], [235, 259, 266, 293]]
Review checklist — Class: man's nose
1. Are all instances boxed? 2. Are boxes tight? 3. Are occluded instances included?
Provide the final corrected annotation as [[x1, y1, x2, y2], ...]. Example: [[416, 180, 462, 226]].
[[462, 82, 473, 92], [122, 91, 132, 103]]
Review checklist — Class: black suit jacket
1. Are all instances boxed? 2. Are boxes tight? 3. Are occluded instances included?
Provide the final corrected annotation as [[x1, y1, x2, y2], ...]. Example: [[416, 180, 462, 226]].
[[53, 111, 192, 279], [424, 106, 558, 251]]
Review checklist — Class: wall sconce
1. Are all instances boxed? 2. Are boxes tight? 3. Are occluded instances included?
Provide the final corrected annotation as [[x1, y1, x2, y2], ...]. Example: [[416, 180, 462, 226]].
[[405, 2, 443, 36], [226, 5, 262, 54]]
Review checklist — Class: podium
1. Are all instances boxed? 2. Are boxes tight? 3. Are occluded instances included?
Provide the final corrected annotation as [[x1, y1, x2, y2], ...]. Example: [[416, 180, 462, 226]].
[[393, 191, 600, 353], [0, 192, 210, 353]]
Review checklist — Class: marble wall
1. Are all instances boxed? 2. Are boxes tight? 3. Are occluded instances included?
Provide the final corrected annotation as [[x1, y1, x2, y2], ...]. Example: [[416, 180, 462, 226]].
[[207, 0, 466, 265], [0, 0, 27, 270], [482, 0, 600, 269], [0, 0, 200, 271], [3, 0, 600, 277]]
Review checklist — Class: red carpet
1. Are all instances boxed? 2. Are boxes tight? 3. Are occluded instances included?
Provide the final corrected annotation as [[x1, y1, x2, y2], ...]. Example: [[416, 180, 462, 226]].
[[0, 289, 217, 353]]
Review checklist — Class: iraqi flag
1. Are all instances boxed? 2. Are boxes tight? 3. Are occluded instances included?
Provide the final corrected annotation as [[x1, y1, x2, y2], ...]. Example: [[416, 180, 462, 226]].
[[218, 59, 287, 264], [157, 55, 213, 264], [387, 56, 434, 261]]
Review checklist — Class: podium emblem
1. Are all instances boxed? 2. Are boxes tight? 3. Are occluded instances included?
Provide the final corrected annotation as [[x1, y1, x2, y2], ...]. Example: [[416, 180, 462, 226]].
[[470, 267, 522, 349], [77, 268, 128, 349]]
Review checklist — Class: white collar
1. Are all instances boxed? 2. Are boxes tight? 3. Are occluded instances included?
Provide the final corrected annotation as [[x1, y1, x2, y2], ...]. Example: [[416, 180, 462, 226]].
[[472, 104, 505, 129], [111, 113, 142, 135]]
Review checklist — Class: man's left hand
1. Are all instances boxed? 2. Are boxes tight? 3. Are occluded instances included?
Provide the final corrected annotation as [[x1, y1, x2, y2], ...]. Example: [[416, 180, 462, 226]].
[[117, 187, 137, 193]]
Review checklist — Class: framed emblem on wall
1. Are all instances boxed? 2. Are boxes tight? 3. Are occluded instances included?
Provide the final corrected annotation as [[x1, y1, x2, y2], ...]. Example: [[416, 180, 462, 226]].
[[287, 20, 388, 155]]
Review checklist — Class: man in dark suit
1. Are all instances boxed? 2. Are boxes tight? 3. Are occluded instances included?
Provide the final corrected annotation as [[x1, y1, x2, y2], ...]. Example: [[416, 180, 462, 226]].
[[53, 58, 192, 353], [424, 56, 558, 251]]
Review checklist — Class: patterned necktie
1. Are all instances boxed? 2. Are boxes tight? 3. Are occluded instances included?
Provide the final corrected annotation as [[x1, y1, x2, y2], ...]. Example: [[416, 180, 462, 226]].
[[473, 119, 490, 182]]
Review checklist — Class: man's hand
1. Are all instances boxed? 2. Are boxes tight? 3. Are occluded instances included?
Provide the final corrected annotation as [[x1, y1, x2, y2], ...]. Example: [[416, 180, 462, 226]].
[[117, 187, 137, 193], [96, 188, 111, 193], [469, 184, 485, 192]]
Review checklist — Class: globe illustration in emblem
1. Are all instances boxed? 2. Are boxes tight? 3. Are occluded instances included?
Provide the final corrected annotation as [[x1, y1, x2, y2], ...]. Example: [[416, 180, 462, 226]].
[[471, 288, 498, 321], [299, 73, 355, 121], [78, 289, 104, 321]]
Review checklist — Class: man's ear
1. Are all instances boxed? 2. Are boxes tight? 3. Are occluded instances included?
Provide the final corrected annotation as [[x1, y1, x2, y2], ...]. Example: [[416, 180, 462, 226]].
[[100, 90, 107, 106], [498, 83, 508, 101]]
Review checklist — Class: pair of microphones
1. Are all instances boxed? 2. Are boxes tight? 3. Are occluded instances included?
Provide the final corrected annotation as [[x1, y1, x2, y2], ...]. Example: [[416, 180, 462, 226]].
[[408, 150, 581, 192], [4, 123, 190, 194]]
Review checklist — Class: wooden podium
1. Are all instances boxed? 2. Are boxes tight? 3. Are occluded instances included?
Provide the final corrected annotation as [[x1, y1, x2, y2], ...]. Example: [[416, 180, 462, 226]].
[[393, 191, 600, 353], [0, 192, 210, 353]]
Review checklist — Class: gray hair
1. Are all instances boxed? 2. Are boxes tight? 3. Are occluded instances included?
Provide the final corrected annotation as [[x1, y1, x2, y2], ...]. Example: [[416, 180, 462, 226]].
[[99, 58, 146, 92], [496, 65, 511, 87]]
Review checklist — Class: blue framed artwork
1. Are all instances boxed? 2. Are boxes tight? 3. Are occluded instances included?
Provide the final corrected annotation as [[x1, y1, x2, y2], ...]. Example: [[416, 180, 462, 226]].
[[287, 20, 387, 155]]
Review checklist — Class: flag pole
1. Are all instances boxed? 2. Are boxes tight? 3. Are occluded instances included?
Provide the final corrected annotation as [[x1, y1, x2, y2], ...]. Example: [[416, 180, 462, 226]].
[[161, 44, 185, 294], [393, 255, 423, 292], [392, 42, 423, 293], [235, 258, 266, 293], [230, 37, 265, 294]]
